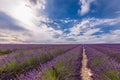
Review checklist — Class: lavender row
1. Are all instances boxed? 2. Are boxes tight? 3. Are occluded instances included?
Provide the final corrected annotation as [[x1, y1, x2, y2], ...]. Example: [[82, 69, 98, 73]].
[[15, 45, 83, 80], [0, 44, 78, 79], [85, 45, 120, 80], [0, 44, 76, 55], [0, 44, 44, 54], [89, 44, 120, 63]]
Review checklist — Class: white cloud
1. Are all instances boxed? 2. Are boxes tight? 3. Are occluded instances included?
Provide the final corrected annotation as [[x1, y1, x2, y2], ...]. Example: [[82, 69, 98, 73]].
[[60, 19, 77, 23], [94, 30, 120, 43], [61, 29, 120, 44], [0, 0, 120, 43], [0, 26, 64, 44], [15, 23, 64, 43], [59, 17, 120, 43], [78, 0, 94, 16], [0, 29, 31, 43], [115, 11, 120, 14], [69, 19, 90, 35], [83, 28, 100, 35], [69, 17, 120, 36], [0, 0, 66, 43], [0, 0, 46, 31]]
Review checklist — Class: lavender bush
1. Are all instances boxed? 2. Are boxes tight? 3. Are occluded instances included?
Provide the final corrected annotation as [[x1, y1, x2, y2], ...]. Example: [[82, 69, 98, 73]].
[[0, 44, 77, 79]]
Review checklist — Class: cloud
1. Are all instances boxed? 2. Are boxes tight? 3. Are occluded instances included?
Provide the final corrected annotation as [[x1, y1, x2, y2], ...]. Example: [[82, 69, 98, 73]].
[[69, 17, 120, 36], [78, 0, 94, 16], [0, 12, 26, 30], [0, 0, 47, 31], [29, 24, 63, 43], [104, 30, 120, 43], [60, 19, 77, 23], [115, 11, 120, 14], [62, 29, 120, 43], [90, 30, 120, 43], [83, 28, 100, 35], [0, 0, 120, 44], [0, 0, 65, 43], [0, 29, 31, 43], [69, 19, 90, 35], [29, 0, 38, 5], [0, 26, 64, 44], [57, 17, 120, 43]]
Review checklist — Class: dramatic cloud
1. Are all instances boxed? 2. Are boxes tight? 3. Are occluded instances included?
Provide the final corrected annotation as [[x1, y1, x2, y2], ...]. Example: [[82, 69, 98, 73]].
[[58, 17, 120, 43], [62, 29, 120, 43], [69, 17, 120, 36], [0, 0, 120, 43], [0, 29, 31, 43], [0, 0, 64, 43], [0, 0, 47, 31], [78, 0, 94, 16], [83, 28, 100, 35], [29, 0, 38, 5]]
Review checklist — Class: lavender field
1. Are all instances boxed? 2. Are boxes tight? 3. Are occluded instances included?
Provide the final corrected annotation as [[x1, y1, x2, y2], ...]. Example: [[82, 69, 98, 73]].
[[0, 0, 120, 80], [0, 44, 120, 80]]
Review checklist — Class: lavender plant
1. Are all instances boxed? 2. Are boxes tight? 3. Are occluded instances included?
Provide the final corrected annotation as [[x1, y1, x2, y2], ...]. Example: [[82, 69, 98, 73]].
[[0, 44, 77, 79], [85, 45, 120, 80], [16, 45, 82, 80]]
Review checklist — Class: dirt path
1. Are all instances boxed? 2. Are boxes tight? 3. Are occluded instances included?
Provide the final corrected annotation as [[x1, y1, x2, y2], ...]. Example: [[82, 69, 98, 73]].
[[81, 47, 93, 80]]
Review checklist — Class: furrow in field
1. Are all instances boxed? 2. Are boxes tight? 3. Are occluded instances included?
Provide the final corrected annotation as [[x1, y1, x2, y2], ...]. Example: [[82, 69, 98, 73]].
[[81, 46, 93, 80]]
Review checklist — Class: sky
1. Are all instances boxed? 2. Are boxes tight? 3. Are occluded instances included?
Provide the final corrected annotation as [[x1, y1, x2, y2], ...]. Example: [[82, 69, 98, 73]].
[[0, 0, 120, 44]]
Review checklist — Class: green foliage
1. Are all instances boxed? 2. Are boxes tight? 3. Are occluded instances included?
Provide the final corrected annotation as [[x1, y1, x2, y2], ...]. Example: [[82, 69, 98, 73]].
[[100, 69, 120, 80], [0, 48, 68, 79], [13, 53, 23, 57], [37, 55, 49, 63], [0, 49, 10, 54], [27, 58, 37, 66], [91, 57, 107, 67], [40, 53, 78, 80], [115, 54, 120, 60], [7, 61, 19, 72], [56, 61, 64, 69], [49, 49, 65, 58], [40, 68, 61, 80], [0, 61, 19, 73]]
